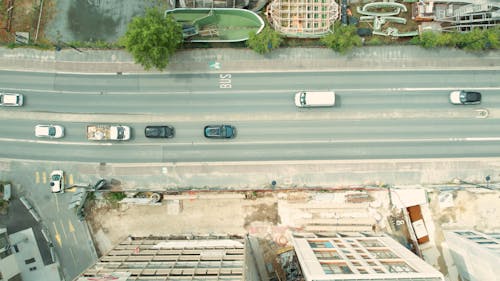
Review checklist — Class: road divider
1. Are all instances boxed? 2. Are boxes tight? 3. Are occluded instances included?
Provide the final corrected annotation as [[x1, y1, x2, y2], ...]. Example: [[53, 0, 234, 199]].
[[0, 107, 495, 123]]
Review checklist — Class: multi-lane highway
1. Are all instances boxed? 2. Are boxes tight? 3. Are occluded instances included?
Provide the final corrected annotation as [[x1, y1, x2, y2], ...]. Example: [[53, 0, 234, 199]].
[[1, 69, 499, 163]]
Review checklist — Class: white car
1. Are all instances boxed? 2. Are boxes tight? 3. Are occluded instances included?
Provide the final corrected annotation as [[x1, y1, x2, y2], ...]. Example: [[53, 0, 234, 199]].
[[49, 170, 64, 193], [449, 90, 481, 105], [35, 125, 65, 138], [0, 93, 24, 106]]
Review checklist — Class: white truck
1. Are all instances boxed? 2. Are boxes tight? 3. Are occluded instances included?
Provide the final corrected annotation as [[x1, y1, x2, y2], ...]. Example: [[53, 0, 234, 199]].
[[87, 124, 131, 141]]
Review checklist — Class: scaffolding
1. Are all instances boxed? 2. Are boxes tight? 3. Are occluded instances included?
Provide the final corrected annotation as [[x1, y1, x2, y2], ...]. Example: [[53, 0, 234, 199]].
[[78, 234, 247, 280], [434, 0, 500, 31], [179, 0, 249, 8], [268, 0, 339, 38]]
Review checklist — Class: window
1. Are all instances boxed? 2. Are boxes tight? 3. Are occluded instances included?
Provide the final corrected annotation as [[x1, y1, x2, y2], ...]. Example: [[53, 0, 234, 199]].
[[477, 241, 497, 245], [381, 261, 416, 273], [314, 250, 342, 260], [321, 262, 353, 274], [357, 268, 368, 274], [25, 257, 36, 264], [368, 249, 398, 259], [358, 239, 384, 247], [468, 236, 487, 241], [308, 240, 333, 248], [455, 231, 476, 236]]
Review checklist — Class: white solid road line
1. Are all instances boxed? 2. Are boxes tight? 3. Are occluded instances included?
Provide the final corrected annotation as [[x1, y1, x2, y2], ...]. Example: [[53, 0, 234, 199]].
[[1, 136, 500, 146]]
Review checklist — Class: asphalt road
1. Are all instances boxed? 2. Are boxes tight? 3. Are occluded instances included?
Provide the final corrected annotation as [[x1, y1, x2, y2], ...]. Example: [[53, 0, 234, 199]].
[[1, 69, 499, 163]]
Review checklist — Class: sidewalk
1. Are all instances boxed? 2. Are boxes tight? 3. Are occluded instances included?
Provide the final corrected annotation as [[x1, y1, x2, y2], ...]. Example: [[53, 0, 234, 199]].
[[1, 46, 499, 74]]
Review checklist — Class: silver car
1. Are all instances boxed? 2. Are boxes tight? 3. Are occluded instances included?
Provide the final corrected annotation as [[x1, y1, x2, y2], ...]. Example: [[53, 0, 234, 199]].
[[35, 125, 65, 138]]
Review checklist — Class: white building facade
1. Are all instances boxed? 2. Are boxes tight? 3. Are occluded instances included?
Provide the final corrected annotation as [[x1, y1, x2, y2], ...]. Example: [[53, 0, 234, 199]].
[[444, 230, 500, 281], [293, 232, 444, 281]]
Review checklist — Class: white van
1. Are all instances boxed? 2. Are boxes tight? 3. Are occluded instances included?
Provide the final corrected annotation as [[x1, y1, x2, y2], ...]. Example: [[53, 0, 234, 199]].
[[294, 91, 335, 107]]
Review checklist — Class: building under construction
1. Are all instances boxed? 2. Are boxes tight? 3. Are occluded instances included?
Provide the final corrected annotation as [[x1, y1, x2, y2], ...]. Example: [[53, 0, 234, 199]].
[[268, 0, 340, 38], [76, 234, 248, 281], [415, 0, 500, 32]]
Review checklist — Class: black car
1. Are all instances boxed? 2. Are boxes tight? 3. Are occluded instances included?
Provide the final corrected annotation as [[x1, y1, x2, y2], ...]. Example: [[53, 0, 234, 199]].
[[204, 125, 236, 139], [145, 125, 175, 138]]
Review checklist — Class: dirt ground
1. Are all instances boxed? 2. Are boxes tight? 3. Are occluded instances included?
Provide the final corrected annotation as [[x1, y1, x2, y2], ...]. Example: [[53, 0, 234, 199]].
[[0, 0, 55, 44], [86, 193, 280, 255]]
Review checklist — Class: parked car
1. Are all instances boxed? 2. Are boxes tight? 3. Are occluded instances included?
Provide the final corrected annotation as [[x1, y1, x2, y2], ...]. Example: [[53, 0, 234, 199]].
[[449, 90, 481, 105], [35, 124, 65, 138], [49, 170, 64, 193], [0, 93, 23, 106], [145, 125, 174, 138], [204, 124, 236, 139], [0, 183, 11, 201]]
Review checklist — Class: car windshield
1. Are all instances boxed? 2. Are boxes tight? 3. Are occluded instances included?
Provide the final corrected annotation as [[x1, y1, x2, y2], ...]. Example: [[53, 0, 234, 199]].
[[117, 127, 124, 138], [300, 93, 306, 105], [52, 174, 61, 181], [48, 127, 56, 136]]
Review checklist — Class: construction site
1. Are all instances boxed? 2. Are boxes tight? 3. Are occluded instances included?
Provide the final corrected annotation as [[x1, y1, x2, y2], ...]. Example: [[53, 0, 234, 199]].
[[75, 184, 499, 280]]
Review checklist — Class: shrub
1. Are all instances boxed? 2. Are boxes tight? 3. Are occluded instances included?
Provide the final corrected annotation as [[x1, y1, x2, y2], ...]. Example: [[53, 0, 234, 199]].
[[247, 26, 283, 54], [320, 23, 362, 53]]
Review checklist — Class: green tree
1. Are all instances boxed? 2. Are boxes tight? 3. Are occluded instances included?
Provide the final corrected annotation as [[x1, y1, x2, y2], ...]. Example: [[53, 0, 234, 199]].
[[455, 28, 488, 51], [418, 31, 440, 49], [436, 32, 455, 47], [247, 26, 283, 54], [484, 27, 500, 49], [122, 9, 183, 71], [417, 28, 500, 51], [321, 23, 362, 53]]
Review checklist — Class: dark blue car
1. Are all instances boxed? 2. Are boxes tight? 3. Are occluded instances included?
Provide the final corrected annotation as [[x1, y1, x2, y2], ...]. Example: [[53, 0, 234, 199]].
[[204, 125, 236, 139]]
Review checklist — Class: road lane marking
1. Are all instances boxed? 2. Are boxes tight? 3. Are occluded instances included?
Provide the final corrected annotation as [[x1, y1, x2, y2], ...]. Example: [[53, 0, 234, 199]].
[[69, 247, 78, 268], [0, 138, 113, 145], [60, 220, 67, 238], [52, 222, 62, 247], [68, 220, 78, 244], [35, 171, 40, 184], [42, 171, 46, 184], [2, 136, 500, 148], [2, 85, 500, 95], [54, 194, 59, 212], [69, 174, 74, 185]]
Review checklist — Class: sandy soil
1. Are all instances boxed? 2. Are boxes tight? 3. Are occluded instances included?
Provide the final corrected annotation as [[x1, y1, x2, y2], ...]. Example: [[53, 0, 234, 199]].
[[87, 194, 279, 255]]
